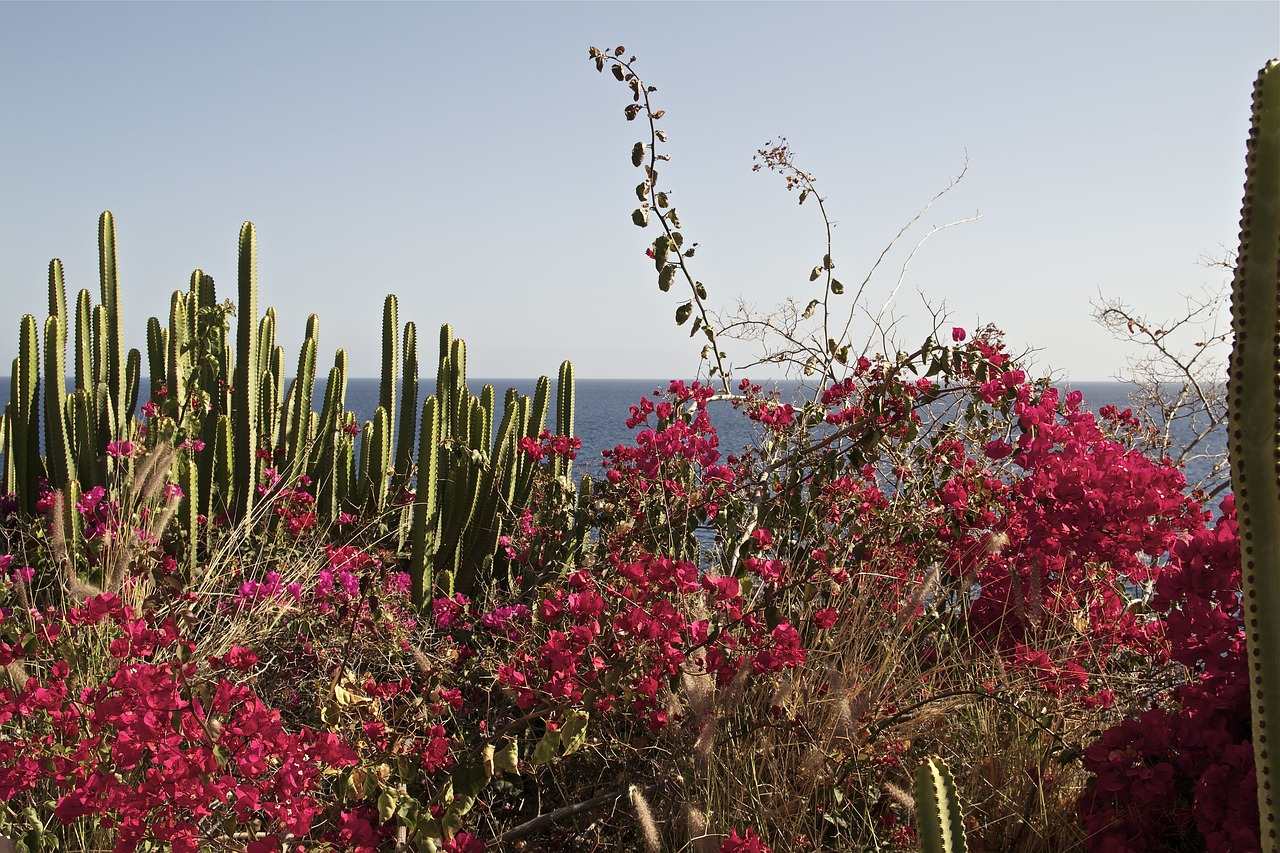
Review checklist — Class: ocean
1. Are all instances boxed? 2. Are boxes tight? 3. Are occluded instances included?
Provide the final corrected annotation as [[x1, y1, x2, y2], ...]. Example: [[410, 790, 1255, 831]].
[[0, 379, 1225, 490]]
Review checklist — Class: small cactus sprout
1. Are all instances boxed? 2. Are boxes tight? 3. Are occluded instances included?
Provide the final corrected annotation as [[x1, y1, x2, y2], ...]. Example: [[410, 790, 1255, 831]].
[[913, 755, 968, 853]]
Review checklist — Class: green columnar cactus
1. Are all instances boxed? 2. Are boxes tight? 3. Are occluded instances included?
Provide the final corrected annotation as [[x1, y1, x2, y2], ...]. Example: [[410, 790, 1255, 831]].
[[13, 316, 41, 513], [396, 322, 418, 476], [91, 305, 107, 400], [232, 222, 259, 518], [2, 404, 13, 494], [178, 451, 199, 578], [166, 293, 189, 415], [213, 414, 233, 516], [337, 411, 356, 509], [98, 212, 126, 437], [367, 406, 391, 510], [70, 390, 100, 488], [146, 316, 166, 401], [554, 361, 575, 479], [913, 756, 968, 853], [257, 310, 276, 379], [48, 260, 67, 354], [259, 370, 277, 467], [124, 348, 140, 425], [1227, 59, 1280, 851], [315, 358, 346, 522], [381, 295, 399, 451], [410, 394, 441, 604], [437, 324, 453, 436], [43, 317, 74, 494], [74, 290, 92, 393], [284, 321, 318, 483]]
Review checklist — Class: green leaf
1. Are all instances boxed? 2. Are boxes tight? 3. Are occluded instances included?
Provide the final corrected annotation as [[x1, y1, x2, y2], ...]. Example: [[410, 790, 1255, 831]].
[[561, 710, 590, 755], [377, 789, 397, 823], [531, 729, 560, 765], [494, 738, 520, 774]]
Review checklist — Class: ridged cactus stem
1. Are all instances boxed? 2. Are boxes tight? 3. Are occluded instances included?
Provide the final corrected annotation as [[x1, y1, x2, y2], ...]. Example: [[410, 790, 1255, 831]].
[[43, 317, 74, 493], [232, 222, 259, 518], [410, 395, 440, 605], [555, 360, 575, 480], [98, 211, 126, 438], [48, 260, 67, 355], [14, 317, 41, 514], [167, 293, 190, 419], [74, 290, 92, 393], [396, 321, 418, 476], [1227, 59, 1280, 851], [913, 756, 968, 853], [146, 317, 166, 401], [380, 295, 399, 459]]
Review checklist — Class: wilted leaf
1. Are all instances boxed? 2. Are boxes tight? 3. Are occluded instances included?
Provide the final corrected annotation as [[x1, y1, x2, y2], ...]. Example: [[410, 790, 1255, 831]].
[[632, 208, 649, 227], [831, 279, 844, 295], [675, 303, 693, 326], [658, 265, 676, 292], [809, 266, 823, 282]]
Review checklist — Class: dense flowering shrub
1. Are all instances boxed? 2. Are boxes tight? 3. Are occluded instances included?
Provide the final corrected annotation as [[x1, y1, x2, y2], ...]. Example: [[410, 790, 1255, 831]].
[[0, 322, 1249, 851]]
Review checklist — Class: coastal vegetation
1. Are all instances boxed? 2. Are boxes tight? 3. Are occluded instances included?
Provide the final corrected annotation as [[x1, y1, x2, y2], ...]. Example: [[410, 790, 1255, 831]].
[[0, 49, 1275, 853]]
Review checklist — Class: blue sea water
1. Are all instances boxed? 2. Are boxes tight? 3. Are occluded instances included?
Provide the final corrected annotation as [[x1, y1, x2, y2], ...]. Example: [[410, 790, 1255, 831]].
[[0, 378, 1223, 488]]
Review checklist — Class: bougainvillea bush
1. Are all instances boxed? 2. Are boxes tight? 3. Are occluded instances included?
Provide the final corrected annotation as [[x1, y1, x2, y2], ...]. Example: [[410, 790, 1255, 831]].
[[0, 315, 1250, 851]]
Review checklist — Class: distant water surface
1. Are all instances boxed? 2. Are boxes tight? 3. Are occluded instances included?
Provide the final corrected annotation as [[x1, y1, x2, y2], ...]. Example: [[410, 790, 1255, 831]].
[[0, 378, 1223, 487]]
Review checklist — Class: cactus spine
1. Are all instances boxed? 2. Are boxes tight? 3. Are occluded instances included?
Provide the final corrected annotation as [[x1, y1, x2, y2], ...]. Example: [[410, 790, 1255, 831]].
[[913, 756, 967, 853], [1227, 59, 1280, 851], [232, 222, 259, 518]]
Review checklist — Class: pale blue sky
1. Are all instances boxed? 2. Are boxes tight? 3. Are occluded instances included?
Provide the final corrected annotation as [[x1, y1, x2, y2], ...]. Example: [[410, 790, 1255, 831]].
[[1, 2, 1274, 379]]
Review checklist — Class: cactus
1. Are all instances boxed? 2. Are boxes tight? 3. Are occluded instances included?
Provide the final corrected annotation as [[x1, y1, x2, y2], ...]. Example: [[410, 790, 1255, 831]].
[[381, 295, 399, 452], [74, 290, 92, 393], [178, 450, 199, 578], [43, 317, 74, 494], [213, 413, 234, 517], [555, 360, 575, 480], [913, 756, 967, 853], [396, 321, 419, 477], [48, 260, 67, 354], [409, 395, 441, 604], [98, 213, 126, 436], [13, 316, 41, 513], [147, 316, 167, 401], [124, 348, 141, 426], [1227, 59, 1280, 851], [231, 222, 259, 518]]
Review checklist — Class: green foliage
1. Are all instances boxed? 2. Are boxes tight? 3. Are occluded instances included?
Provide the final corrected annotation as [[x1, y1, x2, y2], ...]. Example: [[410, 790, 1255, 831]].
[[1227, 59, 1280, 851], [232, 221, 259, 519], [913, 756, 968, 853]]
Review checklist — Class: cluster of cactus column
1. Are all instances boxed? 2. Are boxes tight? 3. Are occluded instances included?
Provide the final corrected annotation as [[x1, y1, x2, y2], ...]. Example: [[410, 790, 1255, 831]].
[[0, 212, 580, 603], [1227, 59, 1280, 852]]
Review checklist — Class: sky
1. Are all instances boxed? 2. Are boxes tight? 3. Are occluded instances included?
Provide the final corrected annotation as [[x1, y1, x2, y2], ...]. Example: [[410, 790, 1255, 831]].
[[0, 2, 1275, 380]]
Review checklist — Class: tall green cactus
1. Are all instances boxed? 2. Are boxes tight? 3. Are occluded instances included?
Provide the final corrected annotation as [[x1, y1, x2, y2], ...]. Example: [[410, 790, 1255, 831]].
[[167, 293, 189, 416], [74, 290, 92, 393], [1228, 59, 1280, 851], [48, 260, 67, 356], [381, 295, 399, 455], [13, 316, 41, 513], [232, 222, 259, 518], [147, 316, 167, 400], [555, 360, 575, 480], [98, 211, 126, 438], [913, 756, 967, 853], [409, 394, 441, 604], [396, 321, 419, 476], [43, 317, 74, 494]]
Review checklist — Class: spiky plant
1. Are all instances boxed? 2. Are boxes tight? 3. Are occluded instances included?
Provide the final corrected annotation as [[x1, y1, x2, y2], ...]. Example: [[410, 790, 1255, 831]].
[[1228, 59, 1280, 851]]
